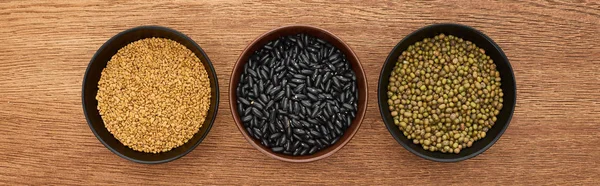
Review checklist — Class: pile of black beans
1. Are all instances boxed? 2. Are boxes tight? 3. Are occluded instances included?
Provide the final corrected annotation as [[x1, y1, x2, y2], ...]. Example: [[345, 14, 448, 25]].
[[236, 33, 358, 156]]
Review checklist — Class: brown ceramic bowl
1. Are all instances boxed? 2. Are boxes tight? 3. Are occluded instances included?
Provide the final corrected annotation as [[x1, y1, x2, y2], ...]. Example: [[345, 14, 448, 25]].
[[229, 25, 367, 162]]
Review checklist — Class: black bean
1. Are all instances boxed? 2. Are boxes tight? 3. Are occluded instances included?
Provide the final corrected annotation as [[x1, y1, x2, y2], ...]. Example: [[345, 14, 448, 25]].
[[243, 106, 252, 116], [342, 103, 354, 111], [247, 68, 258, 77], [259, 69, 269, 79], [260, 121, 269, 133], [326, 120, 335, 130], [284, 141, 292, 151], [325, 103, 334, 114], [276, 119, 285, 130], [324, 134, 332, 141], [314, 100, 323, 109], [332, 76, 341, 88], [246, 126, 254, 136], [324, 80, 332, 92], [265, 100, 274, 109], [238, 97, 250, 105], [335, 119, 343, 129], [259, 94, 269, 103], [319, 139, 330, 146], [291, 120, 303, 128], [345, 115, 352, 127], [330, 136, 340, 145], [262, 138, 271, 147], [332, 104, 340, 113], [337, 75, 350, 82], [330, 57, 342, 65], [293, 148, 301, 156], [327, 63, 336, 71], [316, 38, 327, 45], [293, 101, 300, 113], [253, 128, 263, 138], [293, 83, 306, 93], [293, 134, 302, 141], [252, 86, 259, 97], [285, 84, 291, 98], [315, 139, 324, 147], [299, 53, 309, 64], [286, 127, 292, 138], [293, 94, 307, 100], [306, 87, 319, 94], [269, 122, 277, 133], [251, 107, 263, 118], [334, 126, 343, 135], [300, 142, 310, 148], [307, 46, 319, 53], [273, 90, 285, 101], [296, 38, 304, 49], [264, 44, 273, 50], [307, 93, 318, 101], [328, 53, 340, 61], [293, 74, 306, 79], [292, 140, 300, 149], [268, 85, 282, 95], [275, 65, 285, 72], [242, 115, 253, 122], [306, 139, 317, 146], [246, 77, 253, 88], [314, 75, 322, 87], [274, 139, 281, 147], [309, 53, 318, 63], [293, 128, 306, 135], [250, 118, 257, 128], [319, 125, 329, 136], [253, 100, 264, 110], [311, 68, 320, 79], [281, 98, 289, 110], [348, 94, 355, 103], [300, 69, 313, 75], [308, 146, 318, 155], [310, 107, 319, 118], [342, 83, 351, 91], [300, 100, 312, 107], [307, 118, 319, 125]]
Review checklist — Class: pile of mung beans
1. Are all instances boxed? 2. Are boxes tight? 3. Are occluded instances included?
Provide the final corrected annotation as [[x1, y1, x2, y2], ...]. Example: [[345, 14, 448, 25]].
[[387, 34, 503, 154]]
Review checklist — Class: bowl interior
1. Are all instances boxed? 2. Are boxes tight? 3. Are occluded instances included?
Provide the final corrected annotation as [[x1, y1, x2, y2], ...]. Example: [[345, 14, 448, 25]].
[[82, 26, 219, 164], [378, 24, 516, 162], [230, 25, 368, 162]]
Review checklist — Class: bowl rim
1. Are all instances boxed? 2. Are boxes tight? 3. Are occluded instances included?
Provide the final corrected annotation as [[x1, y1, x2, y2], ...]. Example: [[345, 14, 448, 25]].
[[229, 24, 367, 162], [377, 23, 516, 162], [81, 25, 220, 164]]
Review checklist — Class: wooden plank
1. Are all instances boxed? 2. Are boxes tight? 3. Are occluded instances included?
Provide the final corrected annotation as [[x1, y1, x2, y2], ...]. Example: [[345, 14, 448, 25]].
[[0, 0, 598, 184]]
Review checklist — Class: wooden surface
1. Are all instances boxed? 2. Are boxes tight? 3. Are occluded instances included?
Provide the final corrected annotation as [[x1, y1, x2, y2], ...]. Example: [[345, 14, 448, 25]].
[[1, 0, 599, 185]]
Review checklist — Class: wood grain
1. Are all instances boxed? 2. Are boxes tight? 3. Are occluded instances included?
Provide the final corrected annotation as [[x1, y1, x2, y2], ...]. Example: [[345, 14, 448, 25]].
[[1, 0, 599, 185]]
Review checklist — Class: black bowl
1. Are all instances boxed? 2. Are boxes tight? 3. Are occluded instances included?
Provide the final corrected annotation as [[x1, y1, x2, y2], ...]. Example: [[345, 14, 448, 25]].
[[378, 23, 516, 162], [82, 26, 219, 164]]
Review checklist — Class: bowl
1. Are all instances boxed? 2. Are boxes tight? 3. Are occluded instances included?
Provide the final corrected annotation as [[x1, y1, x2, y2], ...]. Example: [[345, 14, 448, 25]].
[[82, 26, 219, 164], [378, 23, 516, 162], [229, 25, 368, 162]]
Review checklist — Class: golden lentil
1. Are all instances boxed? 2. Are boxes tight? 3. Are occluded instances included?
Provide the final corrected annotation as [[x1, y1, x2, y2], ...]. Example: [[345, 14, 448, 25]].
[[97, 37, 211, 153]]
